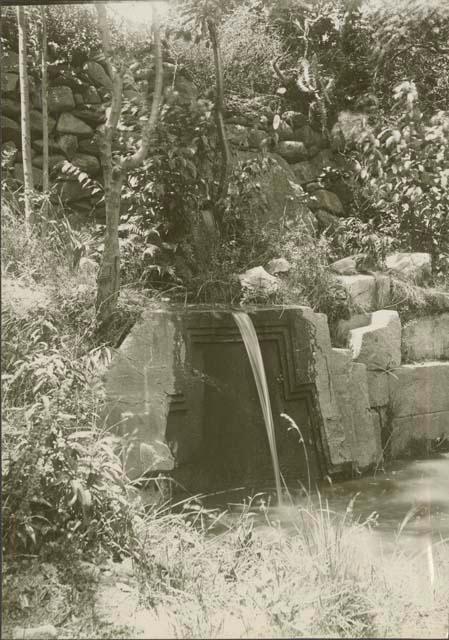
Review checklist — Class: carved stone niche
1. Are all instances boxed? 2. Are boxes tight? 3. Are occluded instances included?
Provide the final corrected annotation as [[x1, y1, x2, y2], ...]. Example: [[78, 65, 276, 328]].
[[104, 305, 344, 494]]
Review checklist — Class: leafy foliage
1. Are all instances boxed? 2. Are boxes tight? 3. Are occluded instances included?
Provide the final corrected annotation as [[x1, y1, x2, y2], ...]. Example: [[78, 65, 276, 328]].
[[352, 81, 449, 273]]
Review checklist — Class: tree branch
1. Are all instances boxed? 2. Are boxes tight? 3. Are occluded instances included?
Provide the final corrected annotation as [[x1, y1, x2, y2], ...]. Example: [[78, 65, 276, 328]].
[[121, 4, 163, 172]]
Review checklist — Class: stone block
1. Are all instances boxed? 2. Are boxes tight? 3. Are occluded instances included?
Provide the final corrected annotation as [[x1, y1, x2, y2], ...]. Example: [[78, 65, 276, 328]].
[[390, 412, 449, 458], [385, 252, 431, 283], [78, 136, 101, 156], [389, 362, 449, 417], [367, 369, 389, 408], [104, 306, 344, 487], [335, 274, 376, 310], [349, 310, 401, 370], [56, 112, 93, 137], [402, 314, 449, 362], [330, 348, 381, 468], [48, 85, 75, 113], [334, 313, 371, 347]]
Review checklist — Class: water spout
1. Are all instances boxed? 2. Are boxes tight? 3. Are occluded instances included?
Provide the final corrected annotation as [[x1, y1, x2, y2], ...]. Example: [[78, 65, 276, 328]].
[[233, 311, 283, 505]]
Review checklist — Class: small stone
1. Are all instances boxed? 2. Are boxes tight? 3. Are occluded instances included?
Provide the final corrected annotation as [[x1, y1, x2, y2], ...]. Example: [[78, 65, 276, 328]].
[[83, 85, 101, 104], [238, 266, 281, 293], [48, 85, 75, 113], [57, 112, 93, 137], [225, 124, 250, 149], [58, 134, 78, 159], [266, 257, 291, 275], [307, 189, 344, 215], [331, 256, 358, 275], [84, 60, 113, 90], [277, 140, 308, 163], [282, 110, 308, 129]]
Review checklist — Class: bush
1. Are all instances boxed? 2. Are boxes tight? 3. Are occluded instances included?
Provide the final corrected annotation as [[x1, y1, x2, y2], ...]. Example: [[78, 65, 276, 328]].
[[167, 3, 283, 97], [352, 81, 449, 275]]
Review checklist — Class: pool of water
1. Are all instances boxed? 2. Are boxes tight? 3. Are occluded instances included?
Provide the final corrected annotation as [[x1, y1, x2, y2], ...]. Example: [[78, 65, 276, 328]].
[[203, 453, 449, 553]]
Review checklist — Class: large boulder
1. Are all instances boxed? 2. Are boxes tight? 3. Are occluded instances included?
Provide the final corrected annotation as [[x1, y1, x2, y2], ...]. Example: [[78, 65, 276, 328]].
[[2, 98, 21, 119], [56, 113, 93, 137], [30, 110, 56, 135], [71, 152, 100, 175], [1, 116, 21, 146], [331, 111, 371, 151], [385, 252, 431, 284], [234, 151, 315, 229], [238, 266, 281, 294], [307, 189, 344, 215], [32, 154, 66, 172], [48, 86, 75, 113], [291, 149, 337, 185], [84, 61, 112, 90], [12, 163, 44, 187]]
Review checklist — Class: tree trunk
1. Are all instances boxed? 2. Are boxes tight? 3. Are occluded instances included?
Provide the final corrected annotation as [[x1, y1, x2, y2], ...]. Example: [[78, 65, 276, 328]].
[[207, 17, 231, 215], [41, 5, 49, 225], [95, 3, 163, 324], [17, 6, 34, 230]]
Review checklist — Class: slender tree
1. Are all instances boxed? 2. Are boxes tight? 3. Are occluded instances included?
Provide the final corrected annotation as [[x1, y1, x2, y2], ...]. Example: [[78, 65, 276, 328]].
[[40, 5, 49, 220], [206, 17, 231, 209], [95, 3, 163, 324], [17, 6, 34, 229]]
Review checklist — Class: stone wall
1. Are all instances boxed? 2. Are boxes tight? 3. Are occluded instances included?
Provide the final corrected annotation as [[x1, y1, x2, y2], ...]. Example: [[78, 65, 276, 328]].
[[2, 45, 357, 231], [333, 308, 449, 461], [1, 49, 198, 221]]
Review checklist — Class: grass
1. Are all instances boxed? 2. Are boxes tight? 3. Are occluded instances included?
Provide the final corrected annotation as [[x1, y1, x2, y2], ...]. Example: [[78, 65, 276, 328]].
[[3, 495, 449, 639]]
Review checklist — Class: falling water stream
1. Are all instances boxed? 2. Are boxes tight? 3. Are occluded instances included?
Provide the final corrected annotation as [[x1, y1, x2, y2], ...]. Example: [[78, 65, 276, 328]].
[[233, 311, 283, 505]]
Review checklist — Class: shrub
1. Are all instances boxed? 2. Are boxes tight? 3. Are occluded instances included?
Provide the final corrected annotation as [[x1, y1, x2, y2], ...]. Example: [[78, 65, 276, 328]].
[[350, 81, 449, 275]]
